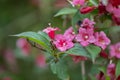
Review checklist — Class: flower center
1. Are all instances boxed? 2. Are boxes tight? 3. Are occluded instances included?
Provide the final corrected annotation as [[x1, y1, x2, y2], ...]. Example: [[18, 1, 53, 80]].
[[99, 36, 105, 45], [59, 40, 67, 47], [83, 34, 89, 40], [72, 32, 75, 35]]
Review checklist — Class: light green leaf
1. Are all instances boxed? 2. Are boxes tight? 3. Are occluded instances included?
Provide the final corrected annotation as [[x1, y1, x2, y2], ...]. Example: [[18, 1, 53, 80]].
[[85, 45, 101, 63], [116, 60, 120, 77], [50, 61, 69, 80], [54, 8, 77, 17], [13, 31, 51, 51], [66, 43, 90, 58], [105, 76, 110, 80], [89, 0, 99, 6], [38, 31, 51, 41]]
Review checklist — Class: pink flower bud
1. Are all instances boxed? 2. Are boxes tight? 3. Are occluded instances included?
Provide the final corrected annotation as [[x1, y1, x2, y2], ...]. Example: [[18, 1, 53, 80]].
[[43, 27, 59, 39], [80, 6, 95, 14]]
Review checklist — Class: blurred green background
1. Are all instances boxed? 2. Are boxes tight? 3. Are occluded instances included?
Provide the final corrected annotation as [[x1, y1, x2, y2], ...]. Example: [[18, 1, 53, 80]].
[[0, 0, 71, 80]]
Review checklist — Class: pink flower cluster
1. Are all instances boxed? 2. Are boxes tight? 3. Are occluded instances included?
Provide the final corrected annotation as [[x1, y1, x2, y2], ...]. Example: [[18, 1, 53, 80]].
[[106, 0, 120, 25], [76, 18, 110, 50], [43, 18, 111, 52], [110, 42, 120, 59], [99, 0, 120, 25]]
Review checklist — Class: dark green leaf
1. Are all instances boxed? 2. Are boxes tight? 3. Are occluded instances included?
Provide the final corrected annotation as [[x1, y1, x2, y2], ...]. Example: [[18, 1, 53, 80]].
[[116, 60, 120, 77], [66, 43, 90, 58], [54, 8, 77, 17], [13, 31, 51, 51], [85, 45, 101, 63], [50, 61, 69, 80]]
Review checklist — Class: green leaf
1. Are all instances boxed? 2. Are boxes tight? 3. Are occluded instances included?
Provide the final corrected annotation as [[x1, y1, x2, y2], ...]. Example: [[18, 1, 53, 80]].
[[105, 76, 110, 80], [85, 45, 101, 63], [98, 66, 106, 74], [89, 0, 99, 6], [50, 61, 69, 80], [116, 60, 120, 77], [38, 31, 51, 41], [66, 43, 90, 58], [54, 8, 77, 17], [13, 31, 51, 51]]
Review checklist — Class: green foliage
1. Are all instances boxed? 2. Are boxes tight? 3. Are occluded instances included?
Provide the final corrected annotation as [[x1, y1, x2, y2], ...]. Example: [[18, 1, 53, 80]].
[[89, 0, 99, 6], [116, 60, 120, 77], [13, 31, 52, 52], [66, 43, 90, 58], [54, 8, 77, 17], [85, 45, 101, 63], [50, 61, 69, 80]]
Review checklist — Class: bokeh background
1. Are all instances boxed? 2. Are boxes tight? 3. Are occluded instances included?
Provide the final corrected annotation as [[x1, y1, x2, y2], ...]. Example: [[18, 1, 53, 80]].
[[0, 0, 70, 80], [1, 0, 120, 80]]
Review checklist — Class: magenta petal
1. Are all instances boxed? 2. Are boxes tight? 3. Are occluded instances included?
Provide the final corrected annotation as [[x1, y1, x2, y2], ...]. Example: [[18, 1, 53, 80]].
[[80, 41, 89, 46]]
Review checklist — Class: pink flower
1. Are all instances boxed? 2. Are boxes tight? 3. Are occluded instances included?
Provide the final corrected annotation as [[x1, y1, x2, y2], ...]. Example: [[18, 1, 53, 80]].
[[64, 27, 76, 41], [94, 31, 110, 50], [43, 27, 59, 39], [106, 3, 114, 13], [80, 6, 95, 14], [110, 42, 120, 58], [53, 34, 74, 51], [107, 63, 116, 79], [113, 8, 120, 18], [106, 2, 120, 25], [81, 18, 95, 30], [76, 28, 96, 46], [36, 54, 46, 68], [70, 55, 87, 63], [72, 0, 85, 6], [16, 38, 31, 56]]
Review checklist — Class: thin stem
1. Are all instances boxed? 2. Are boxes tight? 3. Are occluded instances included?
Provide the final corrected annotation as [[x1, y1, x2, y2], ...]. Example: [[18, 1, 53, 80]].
[[81, 61, 86, 80]]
